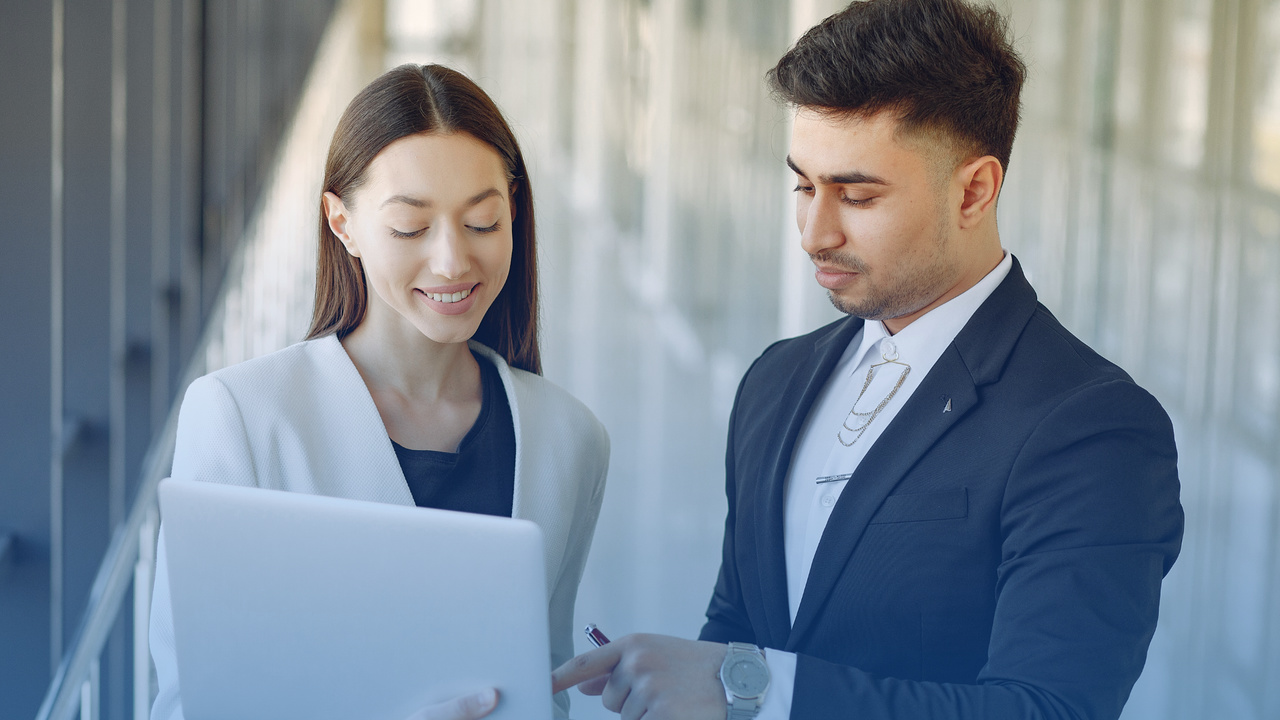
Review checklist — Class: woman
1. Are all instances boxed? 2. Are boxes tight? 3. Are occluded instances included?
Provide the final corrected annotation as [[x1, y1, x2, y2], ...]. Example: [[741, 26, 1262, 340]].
[[149, 64, 609, 720]]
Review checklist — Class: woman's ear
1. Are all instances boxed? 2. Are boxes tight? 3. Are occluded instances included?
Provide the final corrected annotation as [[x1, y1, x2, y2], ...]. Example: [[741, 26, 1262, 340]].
[[322, 191, 360, 258]]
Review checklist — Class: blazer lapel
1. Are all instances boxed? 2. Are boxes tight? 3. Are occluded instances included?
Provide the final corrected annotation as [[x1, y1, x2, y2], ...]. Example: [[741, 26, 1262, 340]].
[[309, 335, 415, 506], [468, 343, 527, 513], [752, 317, 862, 648], [784, 258, 1040, 650], [469, 341, 566, 602]]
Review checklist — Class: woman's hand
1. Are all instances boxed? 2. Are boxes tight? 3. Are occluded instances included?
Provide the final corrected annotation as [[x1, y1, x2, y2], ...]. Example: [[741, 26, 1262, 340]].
[[402, 689, 499, 720]]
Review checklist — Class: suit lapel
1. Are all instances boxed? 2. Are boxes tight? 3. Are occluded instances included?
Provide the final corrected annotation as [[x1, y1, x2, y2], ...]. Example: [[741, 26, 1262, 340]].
[[753, 317, 862, 648], [785, 346, 978, 649], [784, 258, 1040, 650]]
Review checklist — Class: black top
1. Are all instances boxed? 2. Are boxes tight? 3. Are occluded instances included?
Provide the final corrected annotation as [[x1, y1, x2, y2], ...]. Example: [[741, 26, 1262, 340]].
[[391, 353, 516, 518]]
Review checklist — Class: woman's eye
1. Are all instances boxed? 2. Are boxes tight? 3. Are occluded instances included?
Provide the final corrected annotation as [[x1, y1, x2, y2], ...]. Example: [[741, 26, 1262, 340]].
[[390, 227, 427, 238], [469, 222, 501, 234]]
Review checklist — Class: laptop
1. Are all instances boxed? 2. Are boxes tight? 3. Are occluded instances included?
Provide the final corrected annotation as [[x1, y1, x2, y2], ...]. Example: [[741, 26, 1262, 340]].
[[157, 477, 553, 720]]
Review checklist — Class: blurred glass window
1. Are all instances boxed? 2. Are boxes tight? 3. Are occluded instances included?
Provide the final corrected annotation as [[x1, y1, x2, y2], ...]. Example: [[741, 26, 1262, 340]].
[[1164, 0, 1212, 169], [1252, 0, 1280, 191]]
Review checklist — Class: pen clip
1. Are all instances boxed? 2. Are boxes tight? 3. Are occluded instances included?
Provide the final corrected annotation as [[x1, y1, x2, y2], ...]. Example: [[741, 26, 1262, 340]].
[[584, 623, 611, 648]]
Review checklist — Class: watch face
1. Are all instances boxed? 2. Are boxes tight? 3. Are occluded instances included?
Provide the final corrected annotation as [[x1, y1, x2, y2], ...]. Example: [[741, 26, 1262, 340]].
[[726, 656, 769, 696]]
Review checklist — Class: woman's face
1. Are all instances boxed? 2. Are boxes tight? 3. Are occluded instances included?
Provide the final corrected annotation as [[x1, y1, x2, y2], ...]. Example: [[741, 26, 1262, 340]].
[[324, 131, 514, 345]]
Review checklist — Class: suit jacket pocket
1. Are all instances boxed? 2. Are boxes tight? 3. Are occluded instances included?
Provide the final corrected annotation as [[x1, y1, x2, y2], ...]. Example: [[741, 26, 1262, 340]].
[[869, 488, 968, 524]]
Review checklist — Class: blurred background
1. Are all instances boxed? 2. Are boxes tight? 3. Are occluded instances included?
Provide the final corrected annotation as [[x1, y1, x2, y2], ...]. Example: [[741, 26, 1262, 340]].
[[1, 0, 1277, 718]]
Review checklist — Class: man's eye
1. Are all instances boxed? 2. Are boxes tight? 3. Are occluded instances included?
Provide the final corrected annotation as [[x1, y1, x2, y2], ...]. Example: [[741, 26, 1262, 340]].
[[793, 185, 815, 195], [840, 196, 873, 207]]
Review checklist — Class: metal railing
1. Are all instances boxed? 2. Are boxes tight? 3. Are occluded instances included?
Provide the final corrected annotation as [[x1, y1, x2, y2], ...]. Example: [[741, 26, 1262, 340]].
[[35, 424, 171, 720], [33, 2, 382, 717], [0, 533, 14, 572]]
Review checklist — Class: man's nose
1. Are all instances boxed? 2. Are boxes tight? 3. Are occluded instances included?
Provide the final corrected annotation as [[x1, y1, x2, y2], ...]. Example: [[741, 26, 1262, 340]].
[[799, 193, 845, 256]]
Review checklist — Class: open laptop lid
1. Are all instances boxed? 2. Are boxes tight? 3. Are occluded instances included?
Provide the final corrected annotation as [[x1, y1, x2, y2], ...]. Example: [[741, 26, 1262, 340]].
[[158, 477, 552, 720]]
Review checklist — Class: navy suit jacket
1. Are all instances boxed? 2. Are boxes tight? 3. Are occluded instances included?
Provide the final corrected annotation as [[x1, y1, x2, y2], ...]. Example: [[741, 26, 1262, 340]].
[[699, 259, 1184, 719]]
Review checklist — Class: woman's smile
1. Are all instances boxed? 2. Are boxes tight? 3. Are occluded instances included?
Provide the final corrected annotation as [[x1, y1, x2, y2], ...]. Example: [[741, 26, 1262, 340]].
[[415, 283, 481, 315]]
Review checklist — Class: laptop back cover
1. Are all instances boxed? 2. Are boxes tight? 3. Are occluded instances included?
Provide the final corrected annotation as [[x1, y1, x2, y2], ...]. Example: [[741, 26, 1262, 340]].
[[158, 477, 552, 720]]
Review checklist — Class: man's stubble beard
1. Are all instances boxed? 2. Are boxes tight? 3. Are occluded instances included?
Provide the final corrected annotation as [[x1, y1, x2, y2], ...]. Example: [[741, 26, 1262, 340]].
[[817, 225, 955, 322]]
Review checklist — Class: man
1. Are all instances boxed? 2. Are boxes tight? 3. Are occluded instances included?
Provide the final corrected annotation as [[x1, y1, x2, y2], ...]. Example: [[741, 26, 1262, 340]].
[[554, 0, 1184, 718]]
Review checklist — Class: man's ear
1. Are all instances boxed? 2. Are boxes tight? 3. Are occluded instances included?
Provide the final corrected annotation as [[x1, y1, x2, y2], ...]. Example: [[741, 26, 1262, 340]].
[[322, 191, 360, 258], [956, 156, 1003, 229]]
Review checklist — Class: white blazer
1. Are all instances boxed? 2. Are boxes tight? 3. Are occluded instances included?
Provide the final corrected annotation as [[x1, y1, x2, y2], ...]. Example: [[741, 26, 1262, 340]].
[[149, 335, 609, 720]]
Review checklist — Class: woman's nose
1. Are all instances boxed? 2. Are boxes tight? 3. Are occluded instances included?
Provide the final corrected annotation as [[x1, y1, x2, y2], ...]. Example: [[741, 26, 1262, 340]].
[[429, 223, 472, 280]]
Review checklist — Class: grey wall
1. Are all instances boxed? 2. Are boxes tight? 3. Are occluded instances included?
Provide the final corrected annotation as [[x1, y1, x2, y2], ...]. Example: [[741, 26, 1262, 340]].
[[0, 1, 335, 717], [1, 1, 57, 715]]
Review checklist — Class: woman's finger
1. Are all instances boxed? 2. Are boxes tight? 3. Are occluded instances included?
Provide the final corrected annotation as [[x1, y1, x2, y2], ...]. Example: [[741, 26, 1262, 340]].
[[403, 688, 499, 720]]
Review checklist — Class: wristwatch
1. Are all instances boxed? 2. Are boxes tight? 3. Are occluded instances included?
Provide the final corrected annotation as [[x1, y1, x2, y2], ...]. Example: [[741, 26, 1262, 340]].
[[719, 642, 770, 719]]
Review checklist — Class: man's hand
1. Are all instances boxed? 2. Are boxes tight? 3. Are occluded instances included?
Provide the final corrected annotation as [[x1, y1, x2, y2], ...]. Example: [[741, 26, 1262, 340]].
[[401, 689, 499, 720], [552, 634, 728, 720]]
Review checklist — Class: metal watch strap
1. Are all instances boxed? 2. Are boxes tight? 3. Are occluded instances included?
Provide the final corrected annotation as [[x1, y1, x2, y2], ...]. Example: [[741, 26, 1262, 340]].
[[724, 642, 766, 720], [728, 695, 761, 720]]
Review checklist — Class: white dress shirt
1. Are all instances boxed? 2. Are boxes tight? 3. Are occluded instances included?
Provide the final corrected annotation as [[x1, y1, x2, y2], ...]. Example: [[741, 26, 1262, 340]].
[[756, 252, 1012, 719]]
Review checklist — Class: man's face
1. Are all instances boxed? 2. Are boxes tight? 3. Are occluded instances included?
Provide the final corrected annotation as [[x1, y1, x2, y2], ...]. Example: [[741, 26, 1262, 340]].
[[789, 109, 968, 328]]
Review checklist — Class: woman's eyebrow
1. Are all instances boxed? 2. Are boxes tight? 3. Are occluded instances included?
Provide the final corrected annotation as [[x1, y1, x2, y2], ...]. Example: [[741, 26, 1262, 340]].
[[381, 194, 429, 209], [380, 188, 501, 209], [465, 188, 501, 206]]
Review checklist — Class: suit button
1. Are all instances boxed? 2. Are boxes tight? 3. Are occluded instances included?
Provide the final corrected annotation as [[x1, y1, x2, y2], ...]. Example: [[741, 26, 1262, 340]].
[[821, 495, 836, 507]]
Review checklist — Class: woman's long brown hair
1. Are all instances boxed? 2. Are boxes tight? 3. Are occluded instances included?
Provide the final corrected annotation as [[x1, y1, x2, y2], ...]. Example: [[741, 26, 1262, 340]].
[[306, 64, 541, 375]]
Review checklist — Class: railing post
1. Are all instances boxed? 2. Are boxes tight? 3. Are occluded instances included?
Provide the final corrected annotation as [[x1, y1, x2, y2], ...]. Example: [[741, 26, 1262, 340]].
[[134, 505, 158, 720], [0, 533, 14, 573], [79, 658, 99, 720]]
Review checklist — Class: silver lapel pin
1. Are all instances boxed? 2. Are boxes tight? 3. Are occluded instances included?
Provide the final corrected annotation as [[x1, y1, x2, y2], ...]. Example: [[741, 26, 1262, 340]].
[[943, 397, 952, 413]]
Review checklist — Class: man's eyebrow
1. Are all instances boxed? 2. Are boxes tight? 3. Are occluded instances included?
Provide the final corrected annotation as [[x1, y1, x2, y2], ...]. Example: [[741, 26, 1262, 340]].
[[785, 155, 889, 186], [825, 170, 889, 186]]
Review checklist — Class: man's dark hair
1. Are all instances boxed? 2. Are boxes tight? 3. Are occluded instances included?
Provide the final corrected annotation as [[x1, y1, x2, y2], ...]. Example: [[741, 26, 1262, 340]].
[[768, 0, 1027, 172]]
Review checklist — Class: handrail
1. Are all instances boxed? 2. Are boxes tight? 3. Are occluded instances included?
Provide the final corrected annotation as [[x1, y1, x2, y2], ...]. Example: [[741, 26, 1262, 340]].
[[0, 532, 14, 572], [34, 385, 182, 720]]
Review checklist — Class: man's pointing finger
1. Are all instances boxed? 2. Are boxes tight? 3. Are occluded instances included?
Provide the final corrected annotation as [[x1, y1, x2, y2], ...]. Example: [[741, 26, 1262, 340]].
[[551, 643, 624, 694]]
